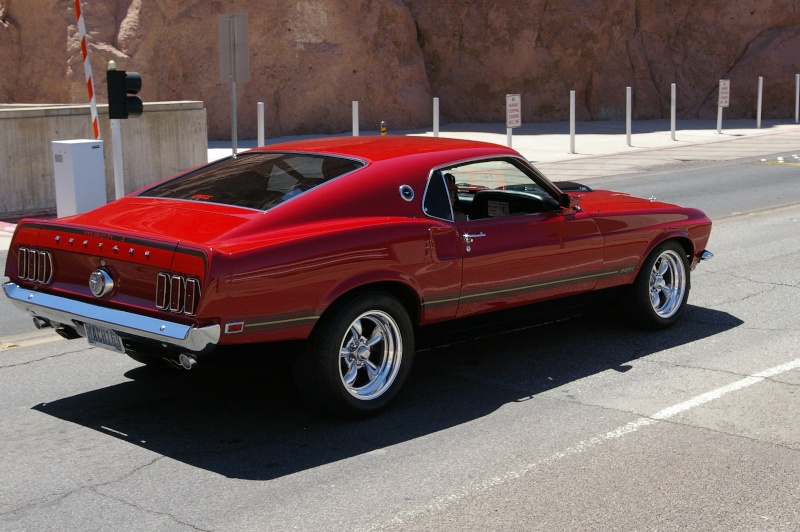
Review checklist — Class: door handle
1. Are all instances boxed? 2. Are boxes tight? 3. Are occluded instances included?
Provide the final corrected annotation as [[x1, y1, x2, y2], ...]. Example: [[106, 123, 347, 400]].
[[462, 232, 486, 244]]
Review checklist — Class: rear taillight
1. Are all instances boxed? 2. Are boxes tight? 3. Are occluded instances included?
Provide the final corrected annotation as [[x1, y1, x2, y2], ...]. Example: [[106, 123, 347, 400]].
[[17, 247, 53, 284], [155, 272, 201, 316]]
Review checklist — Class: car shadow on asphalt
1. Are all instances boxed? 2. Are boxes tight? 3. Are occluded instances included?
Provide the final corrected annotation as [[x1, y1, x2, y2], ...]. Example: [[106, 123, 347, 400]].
[[33, 303, 742, 481]]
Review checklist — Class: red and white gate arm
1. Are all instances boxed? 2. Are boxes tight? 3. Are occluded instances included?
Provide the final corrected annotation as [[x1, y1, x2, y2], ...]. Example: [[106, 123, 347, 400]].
[[74, 0, 100, 139]]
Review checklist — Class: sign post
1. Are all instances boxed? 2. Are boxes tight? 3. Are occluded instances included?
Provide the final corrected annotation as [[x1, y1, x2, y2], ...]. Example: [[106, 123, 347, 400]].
[[717, 79, 730, 134], [218, 13, 249, 155], [506, 94, 521, 148]]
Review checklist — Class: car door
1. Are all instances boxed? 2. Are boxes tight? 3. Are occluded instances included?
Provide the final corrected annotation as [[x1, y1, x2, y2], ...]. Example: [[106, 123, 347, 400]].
[[442, 158, 604, 318]]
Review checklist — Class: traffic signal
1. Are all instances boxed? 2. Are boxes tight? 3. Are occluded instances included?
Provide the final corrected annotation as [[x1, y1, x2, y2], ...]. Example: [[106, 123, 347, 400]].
[[107, 66, 143, 119]]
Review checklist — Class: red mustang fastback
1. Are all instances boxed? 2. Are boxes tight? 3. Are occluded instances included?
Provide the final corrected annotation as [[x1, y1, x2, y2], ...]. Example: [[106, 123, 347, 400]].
[[3, 137, 712, 415]]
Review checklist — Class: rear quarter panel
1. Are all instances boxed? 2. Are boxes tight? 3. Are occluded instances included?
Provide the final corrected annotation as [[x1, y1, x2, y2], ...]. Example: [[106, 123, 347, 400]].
[[214, 217, 461, 344]]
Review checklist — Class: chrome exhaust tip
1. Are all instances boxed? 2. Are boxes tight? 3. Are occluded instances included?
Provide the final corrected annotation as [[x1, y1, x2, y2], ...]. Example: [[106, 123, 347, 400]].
[[32, 317, 51, 329], [701, 250, 714, 261], [178, 353, 197, 370]]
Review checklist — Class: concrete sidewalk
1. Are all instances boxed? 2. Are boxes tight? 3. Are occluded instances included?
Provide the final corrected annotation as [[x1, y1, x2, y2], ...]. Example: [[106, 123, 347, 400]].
[[4, 118, 800, 252], [209, 118, 800, 182]]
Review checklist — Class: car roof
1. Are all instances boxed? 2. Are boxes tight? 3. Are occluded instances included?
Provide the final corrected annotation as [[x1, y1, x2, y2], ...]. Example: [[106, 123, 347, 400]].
[[253, 135, 517, 163]]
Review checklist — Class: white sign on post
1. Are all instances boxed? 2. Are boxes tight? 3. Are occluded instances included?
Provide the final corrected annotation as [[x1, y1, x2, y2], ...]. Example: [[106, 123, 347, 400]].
[[718, 79, 730, 108], [218, 13, 249, 155], [506, 94, 522, 128]]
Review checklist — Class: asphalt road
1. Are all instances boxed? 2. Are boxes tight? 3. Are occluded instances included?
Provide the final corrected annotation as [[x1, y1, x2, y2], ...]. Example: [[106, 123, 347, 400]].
[[1, 154, 799, 530]]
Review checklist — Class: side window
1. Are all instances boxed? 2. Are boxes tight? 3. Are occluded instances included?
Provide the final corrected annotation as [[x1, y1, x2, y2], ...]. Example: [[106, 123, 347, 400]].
[[441, 158, 560, 220], [423, 170, 453, 221]]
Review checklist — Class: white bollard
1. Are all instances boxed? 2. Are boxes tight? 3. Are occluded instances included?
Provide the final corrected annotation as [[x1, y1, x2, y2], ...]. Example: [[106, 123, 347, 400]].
[[795, 74, 799, 124], [569, 90, 576, 154], [257, 102, 264, 147], [756, 76, 763, 129], [670, 83, 677, 141], [626, 86, 632, 147], [433, 97, 440, 137], [352, 101, 359, 136]]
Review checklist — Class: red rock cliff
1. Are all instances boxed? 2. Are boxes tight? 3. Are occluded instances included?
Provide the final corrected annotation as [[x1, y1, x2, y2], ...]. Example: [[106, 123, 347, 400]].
[[1, 0, 798, 139]]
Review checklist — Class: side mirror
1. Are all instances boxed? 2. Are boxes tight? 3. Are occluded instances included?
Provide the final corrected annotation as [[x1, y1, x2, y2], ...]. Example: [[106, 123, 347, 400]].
[[560, 193, 581, 210]]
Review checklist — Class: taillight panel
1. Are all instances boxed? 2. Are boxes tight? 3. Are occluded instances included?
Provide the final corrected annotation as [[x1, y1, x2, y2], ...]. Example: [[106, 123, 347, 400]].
[[17, 247, 54, 285], [156, 272, 202, 316]]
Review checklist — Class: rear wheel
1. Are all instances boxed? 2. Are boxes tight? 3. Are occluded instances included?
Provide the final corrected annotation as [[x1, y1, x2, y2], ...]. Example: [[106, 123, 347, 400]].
[[626, 241, 690, 329], [295, 292, 415, 416]]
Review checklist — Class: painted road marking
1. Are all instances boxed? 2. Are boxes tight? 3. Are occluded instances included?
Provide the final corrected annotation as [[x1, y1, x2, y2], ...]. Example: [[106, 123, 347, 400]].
[[366, 357, 800, 530], [0, 330, 64, 350]]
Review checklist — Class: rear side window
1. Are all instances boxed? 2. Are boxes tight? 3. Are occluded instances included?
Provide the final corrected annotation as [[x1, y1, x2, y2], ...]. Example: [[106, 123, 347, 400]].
[[140, 153, 363, 211], [423, 170, 453, 221]]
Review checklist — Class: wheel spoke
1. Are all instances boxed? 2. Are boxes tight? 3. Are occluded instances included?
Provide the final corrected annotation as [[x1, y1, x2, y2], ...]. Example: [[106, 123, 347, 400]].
[[366, 326, 383, 347], [349, 320, 363, 345], [363, 359, 380, 381], [651, 289, 661, 308], [342, 360, 359, 386], [656, 259, 670, 277]]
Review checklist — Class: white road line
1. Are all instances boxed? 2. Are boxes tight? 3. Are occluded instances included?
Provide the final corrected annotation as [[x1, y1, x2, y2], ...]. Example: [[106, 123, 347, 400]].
[[367, 357, 800, 530]]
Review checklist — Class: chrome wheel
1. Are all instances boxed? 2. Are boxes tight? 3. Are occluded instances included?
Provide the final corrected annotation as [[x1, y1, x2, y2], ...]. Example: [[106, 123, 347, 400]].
[[295, 292, 414, 416], [339, 310, 403, 401], [648, 249, 687, 319]]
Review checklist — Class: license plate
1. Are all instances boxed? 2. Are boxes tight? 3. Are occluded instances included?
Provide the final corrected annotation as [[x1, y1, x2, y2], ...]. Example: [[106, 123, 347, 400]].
[[85, 323, 126, 353]]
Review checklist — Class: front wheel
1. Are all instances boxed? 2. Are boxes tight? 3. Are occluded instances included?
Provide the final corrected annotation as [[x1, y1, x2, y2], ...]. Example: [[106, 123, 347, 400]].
[[625, 241, 690, 329], [294, 292, 415, 416]]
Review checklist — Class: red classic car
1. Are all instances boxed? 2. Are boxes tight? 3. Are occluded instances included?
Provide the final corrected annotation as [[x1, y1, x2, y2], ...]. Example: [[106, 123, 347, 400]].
[[3, 136, 712, 415]]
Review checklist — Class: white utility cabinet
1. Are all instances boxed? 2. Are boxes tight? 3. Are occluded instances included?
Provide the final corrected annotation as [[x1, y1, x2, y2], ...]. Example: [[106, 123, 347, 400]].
[[52, 139, 106, 217]]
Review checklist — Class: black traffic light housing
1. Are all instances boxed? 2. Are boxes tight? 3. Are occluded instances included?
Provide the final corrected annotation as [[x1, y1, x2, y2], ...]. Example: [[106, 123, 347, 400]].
[[107, 69, 143, 119]]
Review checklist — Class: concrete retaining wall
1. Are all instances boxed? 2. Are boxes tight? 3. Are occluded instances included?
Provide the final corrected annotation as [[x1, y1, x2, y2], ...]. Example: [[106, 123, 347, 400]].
[[0, 101, 207, 220]]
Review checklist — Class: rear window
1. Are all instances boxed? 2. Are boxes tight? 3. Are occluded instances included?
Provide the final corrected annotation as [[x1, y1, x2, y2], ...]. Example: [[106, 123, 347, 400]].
[[139, 153, 364, 211]]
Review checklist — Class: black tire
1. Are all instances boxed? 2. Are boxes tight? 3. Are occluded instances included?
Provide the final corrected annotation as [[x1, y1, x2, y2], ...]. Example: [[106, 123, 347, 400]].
[[626, 241, 690, 329], [294, 292, 415, 417]]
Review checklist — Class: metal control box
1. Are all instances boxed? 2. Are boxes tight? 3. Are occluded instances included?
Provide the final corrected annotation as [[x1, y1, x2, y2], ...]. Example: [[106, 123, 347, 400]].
[[52, 139, 106, 217]]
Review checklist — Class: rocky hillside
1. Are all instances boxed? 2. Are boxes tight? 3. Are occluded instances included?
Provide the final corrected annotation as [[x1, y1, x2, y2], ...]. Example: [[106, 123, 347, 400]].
[[1, 0, 798, 138]]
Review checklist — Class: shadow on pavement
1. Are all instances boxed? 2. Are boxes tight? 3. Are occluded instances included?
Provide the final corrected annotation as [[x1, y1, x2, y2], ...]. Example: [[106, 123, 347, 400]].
[[33, 302, 742, 481]]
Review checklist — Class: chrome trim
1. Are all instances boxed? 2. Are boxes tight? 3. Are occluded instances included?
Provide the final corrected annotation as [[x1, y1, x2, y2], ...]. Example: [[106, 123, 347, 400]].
[[701, 250, 714, 261], [18, 247, 28, 279], [184, 277, 201, 316], [18, 248, 53, 285], [169, 275, 186, 313], [89, 269, 114, 297], [155, 272, 170, 309], [224, 321, 245, 334], [399, 185, 414, 201], [462, 232, 486, 244], [3, 282, 220, 355]]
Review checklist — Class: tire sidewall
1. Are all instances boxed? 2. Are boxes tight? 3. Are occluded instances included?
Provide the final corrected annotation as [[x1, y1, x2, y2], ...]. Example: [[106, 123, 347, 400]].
[[299, 291, 415, 416], [629, 241, 690, 329]]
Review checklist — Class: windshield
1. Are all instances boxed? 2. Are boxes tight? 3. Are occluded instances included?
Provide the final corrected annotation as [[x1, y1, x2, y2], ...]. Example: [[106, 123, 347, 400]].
[[139, 152, 364, 211]]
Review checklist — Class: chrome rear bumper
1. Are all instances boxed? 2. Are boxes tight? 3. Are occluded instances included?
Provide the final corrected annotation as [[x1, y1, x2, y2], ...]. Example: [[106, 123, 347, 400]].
[[2, 282, 220, 355]]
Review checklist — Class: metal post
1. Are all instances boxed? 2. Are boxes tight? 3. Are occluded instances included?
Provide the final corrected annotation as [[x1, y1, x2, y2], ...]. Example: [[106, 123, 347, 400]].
[[229, 16, 238, 155], [756, 76, 763, 129], [717, 105, 723, 134], [670, 83, 677, 141], [796, 74, 799, 124], [569, 90, 576, 154], [352, 101, 359, 136], [626, 86, 632, 147], [433, 97, 440, 137], [257, 102, 264, 147], [507, 127, 512, 148], [110, 119, 125, 199]]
